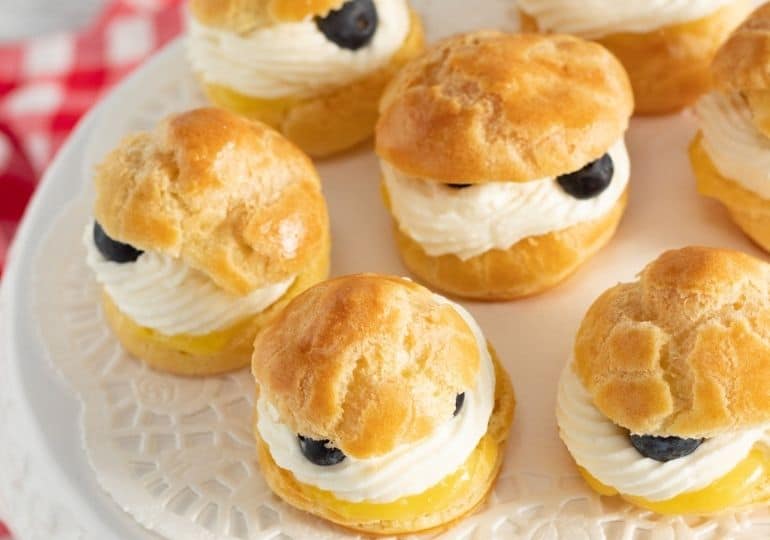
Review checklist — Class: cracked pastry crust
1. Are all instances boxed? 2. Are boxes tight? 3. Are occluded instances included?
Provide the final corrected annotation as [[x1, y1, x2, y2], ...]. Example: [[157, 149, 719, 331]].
[[376, 31, 632, 183], [520, 1, 752, 115], [252, 274, 480, 459], [713, 2, 770, 92], [94, 107, 329, 296], [574, 246, 770, 438], [712, 2, 770, 137], [94, 108, 331, 375]]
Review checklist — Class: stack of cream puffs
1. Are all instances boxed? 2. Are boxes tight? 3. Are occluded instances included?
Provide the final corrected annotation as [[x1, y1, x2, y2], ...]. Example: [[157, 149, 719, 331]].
[[691, 2, 770, 252], [559, 247, 770, 514], [518, 0, 752, 114], [251, 274, 515, 534], [376, 31, 633, 300], [85, 108, 330, 375], [186, 0, 425, 157]]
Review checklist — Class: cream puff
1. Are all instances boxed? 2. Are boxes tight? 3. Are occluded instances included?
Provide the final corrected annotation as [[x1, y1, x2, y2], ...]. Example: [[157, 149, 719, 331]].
[[375, 31, 633, 300], [518, 0, 752, 115], [85, 108, 330, 376], [251, 274, 515, 534], [691, 3, 770, 253], [186, 0, 424, 157], [558, 246, 770, 515]]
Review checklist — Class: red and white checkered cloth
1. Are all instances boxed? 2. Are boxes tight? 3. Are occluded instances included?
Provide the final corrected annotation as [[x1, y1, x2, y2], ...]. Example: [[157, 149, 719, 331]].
[[0, 0, 185, 276], [0, 0, 184, 536]]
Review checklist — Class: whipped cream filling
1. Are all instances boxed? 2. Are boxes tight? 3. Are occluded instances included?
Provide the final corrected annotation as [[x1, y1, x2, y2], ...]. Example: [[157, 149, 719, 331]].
[[255, 295, 495, 503], [518, 0, 733, 39], [84, 224, 294, 336], [186, 0, 410, 99], [696, 91, 770, 200], [557, 365, 768, 501], [382, 139, 629, 261]]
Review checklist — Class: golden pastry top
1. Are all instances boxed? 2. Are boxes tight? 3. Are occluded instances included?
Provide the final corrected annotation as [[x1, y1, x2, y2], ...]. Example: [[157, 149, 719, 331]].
[[375, 31, 633, 183], [93, 107, 329, 295], [251, 274, 480, 458], [712, 2, 770, 92], [574, 246, 770, 438], [188, 0, 348, 33]]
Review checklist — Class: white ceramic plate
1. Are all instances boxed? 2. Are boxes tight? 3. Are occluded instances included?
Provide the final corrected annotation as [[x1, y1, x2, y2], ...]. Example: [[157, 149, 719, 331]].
[[3, 1, 770, 539]]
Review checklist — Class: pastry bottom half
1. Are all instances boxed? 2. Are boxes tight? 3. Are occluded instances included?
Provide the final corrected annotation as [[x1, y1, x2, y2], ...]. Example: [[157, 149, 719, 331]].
[[389, 189, 627, 301], [255, 348, 515, 535], [101, 231, 330, 376], [200, 10, 424, 158], [519, 1, 752, 115], [690, 133, 770, 253], [577, 444, 770, 515]]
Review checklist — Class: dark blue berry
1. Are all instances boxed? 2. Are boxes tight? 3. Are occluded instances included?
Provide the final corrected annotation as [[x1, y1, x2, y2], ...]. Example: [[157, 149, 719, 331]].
[[629, 434, 704, 462], [298, 435, 346, 466], [557, 153, 614, 200], [93, 222, 143, 263], [315, 0, 378, 50], [446, 183, 472, 190], [453, 393, 465, 416]]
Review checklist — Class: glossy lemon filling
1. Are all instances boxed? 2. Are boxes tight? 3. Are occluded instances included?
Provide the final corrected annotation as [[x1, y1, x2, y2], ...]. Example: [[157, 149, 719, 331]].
[[579, 444, 770, 515], [265, 433, 499, 522], [131, 317, 255, 355], [690, 133, 769, 214], [105, 293, 256, 355], [202, 82, 297, 129]]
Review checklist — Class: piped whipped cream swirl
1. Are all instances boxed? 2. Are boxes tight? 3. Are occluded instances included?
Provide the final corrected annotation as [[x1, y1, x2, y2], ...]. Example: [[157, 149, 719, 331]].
[[84, 224, 294, 336], [696, 91, 770, 200], [186, 0, 410, 99], [557, 365, 767, 501], [382, 139, 629, 261], [256, 295, 495, 503], [518, 0, 733, 39]]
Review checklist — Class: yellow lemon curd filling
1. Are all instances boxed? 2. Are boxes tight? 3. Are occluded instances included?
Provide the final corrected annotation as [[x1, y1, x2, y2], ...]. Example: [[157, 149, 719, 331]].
[[690, 133, 768, 214], [260, 433, 500, 523], [103, 291, 256, 355], [579, 444, 770, 515], [201, 85, 297, 129], [128, 316, 254, 355]]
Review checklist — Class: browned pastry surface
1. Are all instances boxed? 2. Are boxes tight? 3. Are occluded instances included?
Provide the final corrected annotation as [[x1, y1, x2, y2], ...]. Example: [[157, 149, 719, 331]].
[[376, 31, 632, 183], [521, 2, 752, 115], [189, 0, 348, 32], [252, 274, 485, 458], [94, 107, 329, 295], [713, 2, 770, 91], [575, 246, 770, 437]]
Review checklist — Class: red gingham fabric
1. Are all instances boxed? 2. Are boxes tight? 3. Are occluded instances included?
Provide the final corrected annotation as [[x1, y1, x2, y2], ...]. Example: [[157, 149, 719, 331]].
[[0, 0, 185, 276], [0, 0, 184, 536]]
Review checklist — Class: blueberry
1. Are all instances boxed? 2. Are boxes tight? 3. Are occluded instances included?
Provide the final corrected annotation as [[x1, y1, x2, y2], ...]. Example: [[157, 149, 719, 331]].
[[446, 183, 472, 190], [315, 0, 378, 50], [629, 434, 704, 462], [93, 222, 143, 263], [298, 435, 346, 466], [557, 153, 614, 200], [453, 393, 465, 417]]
